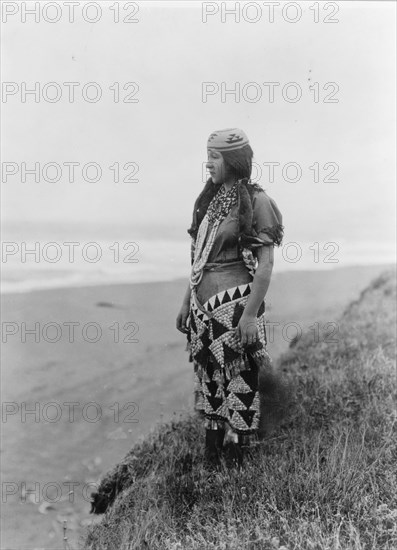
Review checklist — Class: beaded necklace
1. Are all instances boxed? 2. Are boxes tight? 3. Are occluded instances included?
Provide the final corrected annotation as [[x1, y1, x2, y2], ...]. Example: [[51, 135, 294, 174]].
[[206, 182, 238, 224], [190, 181, 238, 288]]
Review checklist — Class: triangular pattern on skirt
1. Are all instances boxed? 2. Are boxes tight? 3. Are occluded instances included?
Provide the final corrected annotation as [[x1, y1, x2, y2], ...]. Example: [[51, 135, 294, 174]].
[[226, 391, 250, 411], [240, 367, 259, 389], [232, 302, 245, 326], [223, 341, 242, 364], [206, 394, 224, 412], [204, 394, 228, 418], [234, 391, 255, 410], [190, 310, 197, 333], [206, 380, 219, 398], [195, 345, 209, 366], [204, 283, 251, 312], [211, 317, 230, 340], [237, 409, 256, 428], [208, 328, 241, 365], [212, 302, 239, 331], [230, 409, 251, 431], [226, 373, 252, 393]]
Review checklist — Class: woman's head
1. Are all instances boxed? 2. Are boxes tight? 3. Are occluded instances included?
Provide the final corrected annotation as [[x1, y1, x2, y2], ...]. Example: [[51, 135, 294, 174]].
[[206, 128, 253, 184]]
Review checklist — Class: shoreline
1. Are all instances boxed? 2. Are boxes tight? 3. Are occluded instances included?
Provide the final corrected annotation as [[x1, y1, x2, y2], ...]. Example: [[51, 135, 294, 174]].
[[1, 261, 394, 297]]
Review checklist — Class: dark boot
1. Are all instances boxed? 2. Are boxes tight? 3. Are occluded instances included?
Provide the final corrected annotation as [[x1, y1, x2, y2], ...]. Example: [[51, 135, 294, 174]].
[[223, 440, 244, 468], [204, 428, 225, 469], [222, 426, 243, 468]]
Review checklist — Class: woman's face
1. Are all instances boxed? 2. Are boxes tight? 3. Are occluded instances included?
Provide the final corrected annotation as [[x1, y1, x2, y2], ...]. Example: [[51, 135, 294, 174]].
[[206, 148, 226, 184]]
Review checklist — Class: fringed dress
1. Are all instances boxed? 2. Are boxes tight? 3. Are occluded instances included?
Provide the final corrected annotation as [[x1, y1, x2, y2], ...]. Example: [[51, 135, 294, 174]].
[[186, 181, 283, 446]]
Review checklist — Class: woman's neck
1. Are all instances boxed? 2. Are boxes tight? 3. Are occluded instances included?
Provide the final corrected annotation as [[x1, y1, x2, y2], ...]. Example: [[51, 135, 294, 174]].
[[222, 177, 238, 192]]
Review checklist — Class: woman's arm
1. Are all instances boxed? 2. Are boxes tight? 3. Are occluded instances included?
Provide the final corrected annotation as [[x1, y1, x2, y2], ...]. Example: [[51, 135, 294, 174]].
[[177, 235, 195, 334], [182, 281, 191, 307], [236, 245, 274, 345], [176, 281, 191, 334]]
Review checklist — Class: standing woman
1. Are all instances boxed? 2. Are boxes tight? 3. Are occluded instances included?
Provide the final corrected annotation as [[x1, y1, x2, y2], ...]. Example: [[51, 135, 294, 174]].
[[176, 128, 284, 468]]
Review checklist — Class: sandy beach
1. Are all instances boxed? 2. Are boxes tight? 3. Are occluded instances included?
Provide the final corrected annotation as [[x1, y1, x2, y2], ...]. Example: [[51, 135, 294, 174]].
[[0, 263, 393, 549]]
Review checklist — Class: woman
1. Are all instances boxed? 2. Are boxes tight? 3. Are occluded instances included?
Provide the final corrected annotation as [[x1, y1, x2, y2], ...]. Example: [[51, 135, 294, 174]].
[[176, 128, 284, 468]]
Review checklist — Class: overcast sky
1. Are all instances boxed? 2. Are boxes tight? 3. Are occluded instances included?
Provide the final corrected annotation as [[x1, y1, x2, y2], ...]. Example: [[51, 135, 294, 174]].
[[2, 1, 396, 252]]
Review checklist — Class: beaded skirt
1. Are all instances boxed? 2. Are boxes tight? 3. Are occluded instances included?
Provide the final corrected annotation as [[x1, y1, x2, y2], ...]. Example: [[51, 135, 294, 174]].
[[186, 279, 273, 444]]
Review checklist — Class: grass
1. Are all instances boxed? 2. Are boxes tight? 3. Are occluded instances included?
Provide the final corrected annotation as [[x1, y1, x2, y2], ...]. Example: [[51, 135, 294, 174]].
[[82, 269, 396, 550]]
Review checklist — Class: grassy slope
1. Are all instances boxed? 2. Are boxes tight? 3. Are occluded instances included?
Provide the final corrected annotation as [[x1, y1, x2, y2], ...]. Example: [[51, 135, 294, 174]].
[[83, 269, 397, 550]]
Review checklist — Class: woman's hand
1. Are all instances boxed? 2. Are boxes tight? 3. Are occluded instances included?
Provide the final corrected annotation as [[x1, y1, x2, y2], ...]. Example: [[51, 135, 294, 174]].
[[176, 303, 190, 334], [235, 313, 258, 346]]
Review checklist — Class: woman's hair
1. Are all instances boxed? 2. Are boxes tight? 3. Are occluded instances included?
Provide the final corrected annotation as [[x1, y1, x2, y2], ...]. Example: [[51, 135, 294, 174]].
[[221, 143, 254, 181]]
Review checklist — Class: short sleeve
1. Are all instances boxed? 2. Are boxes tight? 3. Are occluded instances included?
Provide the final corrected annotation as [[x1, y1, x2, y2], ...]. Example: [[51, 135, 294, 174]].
[[252, 191, 284, 246]]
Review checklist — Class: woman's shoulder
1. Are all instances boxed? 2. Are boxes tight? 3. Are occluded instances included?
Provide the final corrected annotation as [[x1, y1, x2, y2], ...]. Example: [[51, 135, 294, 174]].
[[247, 183, 278, 209], [248, 183, 283, 238]]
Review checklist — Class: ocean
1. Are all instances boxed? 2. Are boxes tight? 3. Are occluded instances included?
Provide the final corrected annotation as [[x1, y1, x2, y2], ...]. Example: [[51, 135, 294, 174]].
[[1, 222, 395, 294]]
